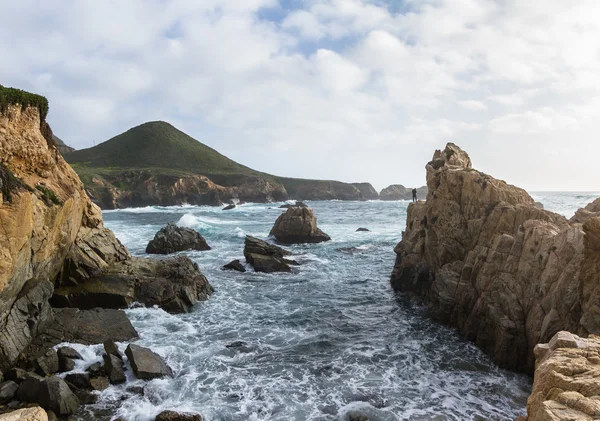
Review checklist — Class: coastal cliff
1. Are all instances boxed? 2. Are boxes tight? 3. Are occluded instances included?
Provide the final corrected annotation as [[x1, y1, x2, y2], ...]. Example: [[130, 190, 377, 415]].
[[0, 89, 212, 372], [390, 143, 600, 373]]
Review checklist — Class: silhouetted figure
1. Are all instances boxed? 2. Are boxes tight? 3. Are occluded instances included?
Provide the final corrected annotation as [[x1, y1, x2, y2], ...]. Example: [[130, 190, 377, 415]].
[[412, 188, 417, 202]]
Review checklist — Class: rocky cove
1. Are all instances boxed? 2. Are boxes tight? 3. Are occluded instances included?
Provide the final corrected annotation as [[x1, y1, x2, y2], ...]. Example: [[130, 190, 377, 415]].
[[0, 95, 599, 421]]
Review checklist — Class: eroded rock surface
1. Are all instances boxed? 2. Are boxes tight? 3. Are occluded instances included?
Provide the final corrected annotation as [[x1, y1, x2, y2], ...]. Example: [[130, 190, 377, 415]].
[[243, 236, 294, 273], [525, 332, 600, 421], [270, 207, 331, 244], [0, 407, 48, 421], [391, 142, 600, 372]]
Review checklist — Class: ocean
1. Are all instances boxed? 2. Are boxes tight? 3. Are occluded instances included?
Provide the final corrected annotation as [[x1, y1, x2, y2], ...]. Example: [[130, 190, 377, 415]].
[[68, 192, 599, 421]]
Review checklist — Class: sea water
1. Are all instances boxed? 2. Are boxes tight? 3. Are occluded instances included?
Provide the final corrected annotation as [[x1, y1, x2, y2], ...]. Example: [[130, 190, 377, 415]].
[[68, 192, 599, 421]]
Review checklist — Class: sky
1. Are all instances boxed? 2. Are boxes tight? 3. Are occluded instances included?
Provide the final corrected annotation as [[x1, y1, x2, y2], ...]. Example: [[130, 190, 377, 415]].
[[1, 0, 599, 191]]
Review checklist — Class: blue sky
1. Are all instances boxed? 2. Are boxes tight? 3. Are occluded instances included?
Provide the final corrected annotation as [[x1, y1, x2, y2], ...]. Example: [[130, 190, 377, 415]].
[[1, 0, 599, 191]]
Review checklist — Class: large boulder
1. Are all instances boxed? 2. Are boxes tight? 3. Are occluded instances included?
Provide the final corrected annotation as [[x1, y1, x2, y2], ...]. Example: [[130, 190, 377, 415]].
[[0, 407, 48, 421], [243, 236, 294, 273], [103, 353, 126, 384], [390, 142, 600, 373], [51, 256, 214, 314], [17, 376, 79, 416], [125, 344, 173, 380], [145, 223, 211, 254], [524, 332, 600, 421], [269, 207, 330, 244]]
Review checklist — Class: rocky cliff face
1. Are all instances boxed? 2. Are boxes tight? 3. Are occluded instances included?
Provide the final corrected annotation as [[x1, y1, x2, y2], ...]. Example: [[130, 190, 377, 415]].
[[0, 103, 212, 370], [351, 183, 379, 200], [285, 180, 378, 201], [524, 331, 600, 420], [390, 142, 600, 372]]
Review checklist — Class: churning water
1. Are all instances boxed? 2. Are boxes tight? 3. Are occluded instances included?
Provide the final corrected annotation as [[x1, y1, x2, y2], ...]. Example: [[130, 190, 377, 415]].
[[68, 192, 599, 421]]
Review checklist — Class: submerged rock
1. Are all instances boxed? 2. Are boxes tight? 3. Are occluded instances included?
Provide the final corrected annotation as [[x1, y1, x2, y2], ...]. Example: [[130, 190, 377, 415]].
[[222, 260, 246, 272], [243, 236, 294, 273], [270, 207, 331, 244], [155, 411, 203, 421], [222, 204, 236, 211], [279, 201, 307, 209], [125, 344, 173, 380], [356, 227, 370, 232], [57, 347, 82, 373], [390, 142, 600, 372], [146, 222, 211, 254]]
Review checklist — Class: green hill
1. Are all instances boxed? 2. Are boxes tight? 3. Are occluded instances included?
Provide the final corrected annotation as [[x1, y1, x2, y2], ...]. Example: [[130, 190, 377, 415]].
[[65, 121, 256, 176]]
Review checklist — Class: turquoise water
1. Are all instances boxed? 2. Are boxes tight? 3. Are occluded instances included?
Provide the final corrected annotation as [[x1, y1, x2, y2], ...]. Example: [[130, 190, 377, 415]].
[[69, 193, 598, 421]]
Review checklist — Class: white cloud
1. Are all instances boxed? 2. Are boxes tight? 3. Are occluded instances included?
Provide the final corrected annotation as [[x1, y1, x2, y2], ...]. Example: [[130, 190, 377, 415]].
[[1, 0, 599, 191]]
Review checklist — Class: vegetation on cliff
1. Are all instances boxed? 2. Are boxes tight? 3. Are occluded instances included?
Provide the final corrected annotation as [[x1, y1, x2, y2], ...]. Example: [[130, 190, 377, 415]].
[[0, 84, 49, 121]]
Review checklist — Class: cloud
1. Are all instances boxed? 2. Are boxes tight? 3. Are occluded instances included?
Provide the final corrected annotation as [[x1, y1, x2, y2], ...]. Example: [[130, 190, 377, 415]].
[[0, 0, 599, 191]]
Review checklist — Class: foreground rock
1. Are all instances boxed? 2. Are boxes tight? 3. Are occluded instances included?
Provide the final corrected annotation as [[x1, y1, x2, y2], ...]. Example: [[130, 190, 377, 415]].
[[270, 207, 331, 244], [146, 223, 211, 254], [125, 344, 173, 380], [524, 332, 600, 420], [0, 407, 48, 421], [243, 236, 294, 273], [390, 142, 600, 372], [52, 256, 214, 314], [17, 376, 79, 416], [380, 184, 427, 201], [155, 411, 203, 421]]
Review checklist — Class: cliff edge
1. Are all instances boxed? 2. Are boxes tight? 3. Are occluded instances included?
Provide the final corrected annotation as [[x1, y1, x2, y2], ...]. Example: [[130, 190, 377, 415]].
[[391, 142, 600, 372]]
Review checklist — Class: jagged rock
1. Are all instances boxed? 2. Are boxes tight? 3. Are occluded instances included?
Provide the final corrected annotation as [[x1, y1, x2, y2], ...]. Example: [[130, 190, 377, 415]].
[[243, 236, 293, 273], [524, 332, 600, 421], [125, 344, 173, 380], [154, 410, 203, 421], [0, 407, 48, 421], [0, 381, 18, 404], [534, 201, 544, 209], [390, 142, 600, 372], [145, 223, 211, 254], [33, 349, 59, 376], [52, 256, 214, 314], [570, 197, 600, 224], [64, 373, 91, 390], [222, 204, 236, 211], [356, 227, 370, 232], [222, 260, 246, 272], [57, 347, 82, 373], [270, 207, 331, 244], [17, 376, 78, 416], [25, 308, 138, 360], [103, 353, 126, 384], [103, 339, 122, 360], [380, 184, 427, 201]]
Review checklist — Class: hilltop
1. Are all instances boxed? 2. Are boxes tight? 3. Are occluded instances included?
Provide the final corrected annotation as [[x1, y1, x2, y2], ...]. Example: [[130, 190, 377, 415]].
[[64, 121, 379, 208]]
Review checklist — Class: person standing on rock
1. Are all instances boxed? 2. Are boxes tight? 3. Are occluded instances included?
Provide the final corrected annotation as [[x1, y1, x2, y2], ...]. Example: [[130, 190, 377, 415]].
[[412, 188, 418, 202]]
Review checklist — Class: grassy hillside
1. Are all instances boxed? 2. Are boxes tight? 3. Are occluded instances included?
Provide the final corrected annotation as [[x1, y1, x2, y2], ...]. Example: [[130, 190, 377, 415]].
[[65, 121, 258, 176]]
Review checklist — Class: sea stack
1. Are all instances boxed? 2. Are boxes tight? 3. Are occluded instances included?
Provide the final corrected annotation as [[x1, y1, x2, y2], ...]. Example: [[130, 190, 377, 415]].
[[391, 142, 600, 373], [270, 206, 331, 244]]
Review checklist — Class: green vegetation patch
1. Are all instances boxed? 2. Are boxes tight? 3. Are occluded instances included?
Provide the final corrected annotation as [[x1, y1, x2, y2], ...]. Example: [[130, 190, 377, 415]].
[[36, 184, 62, 206], [0, 162, 33, 203], [0, 84, 49, 121]]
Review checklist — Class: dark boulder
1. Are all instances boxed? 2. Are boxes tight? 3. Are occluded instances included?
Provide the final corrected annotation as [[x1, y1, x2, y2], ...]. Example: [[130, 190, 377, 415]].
[[155, 410, 204, 421], [222, 260, 246, 272], [89, 376, 109, 391], [57, 347, 82, 373], [243, 236, 293, 273], [146, 223, 211, 254], [270, 207, 330, 244], [0, 380, 18, 404], [86, 362, 104, 377], [103, 353, 126, 384], [4, 368, 27, 383], [51, 256, 214, 314], [33, 349, 59, 376], [103, 339, 122, 360], [125, 344, 173, 380], [222, 204, 236, 211], [18, 376, 79, 416], [65, 373, 91, 390], [356, 227, 370, 232]]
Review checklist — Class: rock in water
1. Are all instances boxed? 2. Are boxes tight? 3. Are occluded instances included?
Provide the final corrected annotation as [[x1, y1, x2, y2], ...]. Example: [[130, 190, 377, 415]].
[[146, 222, 211, 254], [57, 347, 82, 373], [103, 353, 126, 384], [103, 339, 122, 360], [18, 376, 79, 416], [525, 332, 600, 421], [155, 411, 204, 421], [0, 407, 49, 421], [222, 204, 236, 210], [125, 344, 173, 380], [222, 260, 246, 272], [243, 236, 294, 273], [279, 201, 307, 209], [270, 207, 331, 244], [356, 227, 370, 232], [390, 142, 600, 373]]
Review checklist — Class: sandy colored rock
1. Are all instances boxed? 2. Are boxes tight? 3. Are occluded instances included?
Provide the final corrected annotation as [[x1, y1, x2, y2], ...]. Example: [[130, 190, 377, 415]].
[[391, 142, 600, 372], [524, 332, 600, 421], [270, 206, 331, 244], [0, 407, 48, 421]]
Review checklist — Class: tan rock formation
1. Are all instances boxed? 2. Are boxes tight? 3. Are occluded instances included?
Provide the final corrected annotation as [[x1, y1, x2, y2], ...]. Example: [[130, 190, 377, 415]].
[[391, 142, 600, 372], [524, 331, 600, 421], [0, 407, 48, 421], [270, 206, 331, 244]]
